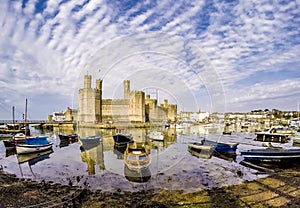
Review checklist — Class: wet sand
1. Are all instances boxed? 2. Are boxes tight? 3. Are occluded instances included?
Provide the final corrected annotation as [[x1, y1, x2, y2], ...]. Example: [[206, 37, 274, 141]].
[[1, 166, 299, 208]]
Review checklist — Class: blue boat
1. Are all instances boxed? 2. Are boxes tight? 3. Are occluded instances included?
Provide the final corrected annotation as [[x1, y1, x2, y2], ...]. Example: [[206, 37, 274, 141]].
[[203, 139, 238, 155], [240, 148, 300, 163]]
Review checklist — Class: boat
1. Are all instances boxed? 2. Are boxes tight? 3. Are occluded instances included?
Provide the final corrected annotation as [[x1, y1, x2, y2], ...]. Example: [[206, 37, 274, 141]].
[[113, 127, 133, 146], [188, 144, 214, 159], [223, 131, 232, 135], [3, 134, 47, 148], [240, 148, 300, 163], [58, 134, 78, 143], [293, 137, 300, 146], [3, 138, 25, 148], [148, 131, 164, 141], [16, 143, 53, 154], [78, 135, 101, 151], [203, 139, 238, 155], [254, 127, 288, 143], [14, 133, 26, 140], [124, 143, 150, 170], [188, 142, 215, 151]]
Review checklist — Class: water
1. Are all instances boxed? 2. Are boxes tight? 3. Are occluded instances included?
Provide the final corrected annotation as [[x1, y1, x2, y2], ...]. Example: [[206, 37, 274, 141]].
[[0, 124, 295, 193]]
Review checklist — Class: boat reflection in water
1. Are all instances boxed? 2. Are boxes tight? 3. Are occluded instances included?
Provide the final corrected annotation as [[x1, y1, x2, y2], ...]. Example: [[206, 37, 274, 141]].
[[113, 144, 127, 160], [212, 151, 237, 162], [123, 142, 151, 183], [124, 164, 151, 183], [17, 149, 54, 177]]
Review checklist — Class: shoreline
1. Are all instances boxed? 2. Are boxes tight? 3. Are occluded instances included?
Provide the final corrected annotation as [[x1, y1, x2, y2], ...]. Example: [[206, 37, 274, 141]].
[[1, 166, 299, 208]]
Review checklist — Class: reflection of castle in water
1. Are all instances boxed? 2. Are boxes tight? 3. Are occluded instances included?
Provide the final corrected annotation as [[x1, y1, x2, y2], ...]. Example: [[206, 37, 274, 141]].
[[78, 75, 177, 125], [80, 142, 105, 175]]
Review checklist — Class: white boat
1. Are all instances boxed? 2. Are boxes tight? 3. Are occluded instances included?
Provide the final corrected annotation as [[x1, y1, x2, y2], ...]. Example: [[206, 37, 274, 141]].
[[148, 131, 164, 141], [16, 143, 53, 154], [14, 133, 26, 140]]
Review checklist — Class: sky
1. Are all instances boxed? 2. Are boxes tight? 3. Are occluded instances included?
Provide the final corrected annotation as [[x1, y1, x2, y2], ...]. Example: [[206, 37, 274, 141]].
[[0, 0, 299, 120]]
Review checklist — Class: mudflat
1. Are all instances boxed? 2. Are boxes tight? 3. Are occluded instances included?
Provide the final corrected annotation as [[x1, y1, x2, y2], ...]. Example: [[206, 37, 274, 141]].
[[1, 167, 299, 208]]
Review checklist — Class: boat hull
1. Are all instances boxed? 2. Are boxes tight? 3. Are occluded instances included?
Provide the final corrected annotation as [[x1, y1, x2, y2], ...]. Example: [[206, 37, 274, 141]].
[[16, 143, 53, 154], [113, 134, 133, 146], [204, 140, 238, 155], [241, 148, 300, 162]]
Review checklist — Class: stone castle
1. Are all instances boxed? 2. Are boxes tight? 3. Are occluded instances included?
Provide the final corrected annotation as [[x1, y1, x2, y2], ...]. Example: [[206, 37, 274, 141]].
[[78, 75, 177, 125]]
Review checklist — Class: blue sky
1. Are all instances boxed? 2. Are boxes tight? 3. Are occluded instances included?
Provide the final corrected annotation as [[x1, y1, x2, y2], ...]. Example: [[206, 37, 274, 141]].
[[0, 0, 299, 120]]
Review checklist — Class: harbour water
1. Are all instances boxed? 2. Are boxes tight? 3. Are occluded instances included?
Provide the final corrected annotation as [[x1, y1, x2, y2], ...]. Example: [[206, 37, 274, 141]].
[[0, 124, 298, 194]]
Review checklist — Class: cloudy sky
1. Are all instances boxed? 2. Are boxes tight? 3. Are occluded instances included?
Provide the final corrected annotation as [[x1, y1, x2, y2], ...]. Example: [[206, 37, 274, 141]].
[[0, 0, 299, 120]]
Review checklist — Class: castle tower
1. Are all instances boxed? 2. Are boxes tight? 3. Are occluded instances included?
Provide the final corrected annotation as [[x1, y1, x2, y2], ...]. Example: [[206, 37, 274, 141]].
[[84, 75, 92, 89], [124, 80, 130, 99], [95, 79, 102, 122], [164, 99, 168, 108]]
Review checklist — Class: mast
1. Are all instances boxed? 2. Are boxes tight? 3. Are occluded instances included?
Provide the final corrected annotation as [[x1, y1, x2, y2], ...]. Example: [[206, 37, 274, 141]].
[[12, 106, 15, 124], [24, 99, 28, 136]]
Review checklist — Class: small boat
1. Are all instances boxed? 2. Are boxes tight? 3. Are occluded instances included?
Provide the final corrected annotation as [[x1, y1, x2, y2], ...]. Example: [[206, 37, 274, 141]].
[[203, 139, 238, 155], [188, 142, 215, 151], [58, 134, 78, 143], [188, 145, 214, 159], [222, 131, 232, 135], [148, 131, 164, 141], [124, 143, 150, 170], [14, 133, 26, 140], [16, 143, 53, 154], [255, 127, 288, 143], [293, 137, 300, 145], [240, 148, 300, 163], [113, 127, 133, 146], [3, 138, 25, 148], [78, 135, 101, 151]]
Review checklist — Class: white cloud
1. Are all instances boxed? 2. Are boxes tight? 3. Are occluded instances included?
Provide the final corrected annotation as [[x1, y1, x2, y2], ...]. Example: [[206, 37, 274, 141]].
[[0, 0, 299, 118]]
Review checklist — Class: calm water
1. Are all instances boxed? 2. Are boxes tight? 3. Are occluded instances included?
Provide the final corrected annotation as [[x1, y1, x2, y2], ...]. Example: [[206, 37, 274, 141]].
[[0, 124, 296, 193]]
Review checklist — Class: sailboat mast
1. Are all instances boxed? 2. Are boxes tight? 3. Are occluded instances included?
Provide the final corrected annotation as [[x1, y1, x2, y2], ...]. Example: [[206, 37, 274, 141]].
[[24, 99, 28, 135], [12, 106, 15, 124]]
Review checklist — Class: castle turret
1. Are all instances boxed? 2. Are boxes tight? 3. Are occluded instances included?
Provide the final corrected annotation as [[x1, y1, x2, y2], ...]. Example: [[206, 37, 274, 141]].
[[84, 75, 92, 89], [124, 80, 130, 99]]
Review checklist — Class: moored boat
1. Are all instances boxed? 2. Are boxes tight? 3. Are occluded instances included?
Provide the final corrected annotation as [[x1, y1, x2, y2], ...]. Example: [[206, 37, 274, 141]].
[[124, 143, 150, 170], [255, 127, 288, 143], [147, 131, 164, 141], [16, 143, 53, 154], [204, 139, 238, 155], [113, 127, 133, 146], [188, 144, 214, 159], [240, 148, 300, 163], [58, 134, 78, 143]]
